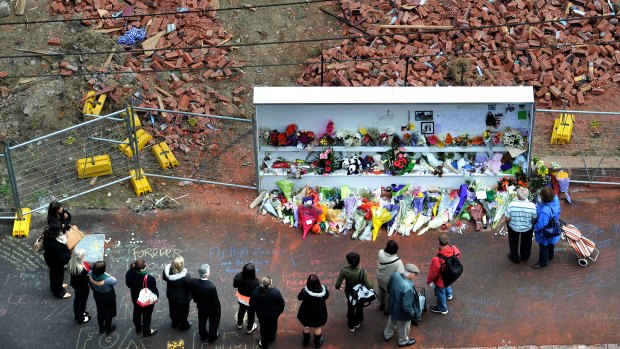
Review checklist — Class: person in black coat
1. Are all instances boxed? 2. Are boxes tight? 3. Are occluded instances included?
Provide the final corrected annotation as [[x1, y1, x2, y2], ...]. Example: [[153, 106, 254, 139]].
[[47, 201, 72, 233], [43, 221, 71, 299], [69, 249, 91, 324], [190, 264, 221, 344], [163, 256, 192, 331], [250, 276, 285, 349], [125, 258, 159, 337], [297, 274, 329, 348], [233, 263, 260, 334]]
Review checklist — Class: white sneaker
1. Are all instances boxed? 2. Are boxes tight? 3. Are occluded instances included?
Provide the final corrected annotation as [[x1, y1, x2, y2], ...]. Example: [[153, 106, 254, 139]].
[[237, 324, 243, 330], [447, 295, 453, 300], [246, 323, 257, 334]]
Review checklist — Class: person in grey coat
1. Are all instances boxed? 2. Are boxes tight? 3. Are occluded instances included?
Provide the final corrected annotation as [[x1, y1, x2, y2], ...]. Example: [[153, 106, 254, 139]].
[[383, 263, 420, 347], [377, 240, 405, 316]]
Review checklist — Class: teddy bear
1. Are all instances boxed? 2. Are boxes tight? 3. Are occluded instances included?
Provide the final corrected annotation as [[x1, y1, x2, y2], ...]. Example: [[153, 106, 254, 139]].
[[372, 154, 384, 173], [489, 152, 503, 174]]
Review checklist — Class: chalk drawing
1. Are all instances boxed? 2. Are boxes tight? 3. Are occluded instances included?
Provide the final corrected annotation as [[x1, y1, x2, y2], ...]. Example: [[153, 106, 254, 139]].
[[75, 234, 106, 263], [75, 327, 145, 349], [0, 237, 48, 271]]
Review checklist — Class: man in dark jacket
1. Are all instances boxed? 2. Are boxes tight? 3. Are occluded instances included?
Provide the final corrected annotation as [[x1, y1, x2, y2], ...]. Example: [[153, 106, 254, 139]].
[[383, 263, 420, 347], [190, 264, 221, 344]]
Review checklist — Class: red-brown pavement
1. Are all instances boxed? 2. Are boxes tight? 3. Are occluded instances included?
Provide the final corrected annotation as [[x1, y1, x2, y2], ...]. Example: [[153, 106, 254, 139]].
[[0, 185, 618, 349]]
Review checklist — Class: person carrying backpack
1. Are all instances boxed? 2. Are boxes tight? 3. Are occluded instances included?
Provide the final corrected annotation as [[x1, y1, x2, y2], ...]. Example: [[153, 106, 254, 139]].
[[426, 234, 462, 315]]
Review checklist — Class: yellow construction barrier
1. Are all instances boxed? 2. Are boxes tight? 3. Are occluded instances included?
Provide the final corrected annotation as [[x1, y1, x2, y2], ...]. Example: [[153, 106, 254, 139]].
[[119, 128, 153, 157], [550, 113, 574, 145], [122, 105, 142, 127], [12, 208, 31, 238], [77, 155, 113, 179], [83, 91, 107, 116], [130, 169, 152, 196], [152, 142, 179, 170]]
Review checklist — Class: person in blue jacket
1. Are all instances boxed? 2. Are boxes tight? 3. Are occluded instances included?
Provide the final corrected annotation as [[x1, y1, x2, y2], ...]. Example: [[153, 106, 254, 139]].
[[532, 187, 562, 269], [383, 263, 420, 347]]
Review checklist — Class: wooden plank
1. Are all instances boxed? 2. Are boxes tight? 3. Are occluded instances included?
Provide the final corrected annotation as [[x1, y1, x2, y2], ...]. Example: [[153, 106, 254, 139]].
[[156, 94, 170, 121], [15, 0, 26, 16], [142, 30, 166, 57], [154, 86, 173, 99], [103, 53, 114, 67], [379, 24, 454, 29], [93, 27, 124, 33]]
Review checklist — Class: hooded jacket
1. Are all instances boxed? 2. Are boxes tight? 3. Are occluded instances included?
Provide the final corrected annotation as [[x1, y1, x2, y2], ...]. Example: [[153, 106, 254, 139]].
[[426, 245, 460, 288], [297, 285, 329, 327], [163, 263, 192, 304], [376, 249, 405, 289]]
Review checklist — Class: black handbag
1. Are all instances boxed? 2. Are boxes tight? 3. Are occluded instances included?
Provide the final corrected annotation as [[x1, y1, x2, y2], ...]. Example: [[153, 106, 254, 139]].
[[542, 205, 561, 238]]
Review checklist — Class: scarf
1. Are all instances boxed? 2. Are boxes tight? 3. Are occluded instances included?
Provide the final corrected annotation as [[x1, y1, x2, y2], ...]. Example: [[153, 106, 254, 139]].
[[56, 234, 67, 245], [91, 272, 109, 281], [135, 269, 147, 275]]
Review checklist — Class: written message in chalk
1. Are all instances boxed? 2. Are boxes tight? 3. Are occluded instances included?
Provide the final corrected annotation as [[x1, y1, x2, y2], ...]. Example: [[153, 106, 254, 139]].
[[0, 237, 48, 271]]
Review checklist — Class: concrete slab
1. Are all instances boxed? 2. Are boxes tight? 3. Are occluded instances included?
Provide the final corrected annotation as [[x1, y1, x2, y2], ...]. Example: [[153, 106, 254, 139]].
[[0, 188, 618, 349]]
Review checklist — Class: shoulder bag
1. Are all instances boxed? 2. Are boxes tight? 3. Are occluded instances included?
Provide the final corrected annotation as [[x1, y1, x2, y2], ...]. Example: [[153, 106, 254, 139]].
[[348, 269, 376, 307], [542, 205, 561, 238], [137, 275, 158, 307]]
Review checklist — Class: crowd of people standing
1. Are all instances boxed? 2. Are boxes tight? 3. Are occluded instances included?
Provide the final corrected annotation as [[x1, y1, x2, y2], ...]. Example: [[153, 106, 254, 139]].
[[39, 187, 563, 347]]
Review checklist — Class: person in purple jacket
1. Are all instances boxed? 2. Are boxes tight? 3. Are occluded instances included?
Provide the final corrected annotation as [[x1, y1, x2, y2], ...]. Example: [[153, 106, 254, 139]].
[[532, 187, 562, 269]]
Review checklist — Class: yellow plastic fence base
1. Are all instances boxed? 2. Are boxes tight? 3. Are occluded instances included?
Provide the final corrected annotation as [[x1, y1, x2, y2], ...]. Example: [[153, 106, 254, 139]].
[[130, 169, 152, 196], [152, 142, 179, 170], [122, 106, 142, 127], [82, 91, 107, 116], [12, 208, 31, 238], [550, 113, 574, 145], [77, 155, 113, 179], [119, 128, 153, 157]]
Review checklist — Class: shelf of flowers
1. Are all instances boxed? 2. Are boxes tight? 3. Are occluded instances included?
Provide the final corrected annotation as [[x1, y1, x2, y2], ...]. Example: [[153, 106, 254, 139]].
[[260, 146, 508, 153]]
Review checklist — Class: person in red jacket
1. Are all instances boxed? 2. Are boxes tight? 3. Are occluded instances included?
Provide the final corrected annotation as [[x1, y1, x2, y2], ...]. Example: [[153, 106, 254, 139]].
[[426, 234, 460, 315]]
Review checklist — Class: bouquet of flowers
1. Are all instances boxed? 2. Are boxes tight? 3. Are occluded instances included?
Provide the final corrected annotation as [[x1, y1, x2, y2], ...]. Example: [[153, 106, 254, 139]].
[[529, 156, 550, 193], [385, 146, 414, 175], [426, 135, 440, 147], [362, 127, 380, 146], [318, 119, 335, 146], [379, 132, 390, 146], [503, 129, 526, 149], [453, 133, 470, 147], [444, 133, 454, 146], [297, 130, 315, 149], [311, 147, 338, 174], [468, 135, 485, 146], [298, 204, 321, 239], [371, 206, 392, 241]]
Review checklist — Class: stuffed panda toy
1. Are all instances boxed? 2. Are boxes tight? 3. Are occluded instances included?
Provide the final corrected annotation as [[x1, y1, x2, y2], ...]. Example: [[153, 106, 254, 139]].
[[348, 155, 361, 175], [341, 157, 350, 173]]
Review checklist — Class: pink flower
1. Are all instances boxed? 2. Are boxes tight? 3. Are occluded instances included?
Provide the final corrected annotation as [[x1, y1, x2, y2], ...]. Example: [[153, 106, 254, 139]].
[[319, 153, 327, 159]]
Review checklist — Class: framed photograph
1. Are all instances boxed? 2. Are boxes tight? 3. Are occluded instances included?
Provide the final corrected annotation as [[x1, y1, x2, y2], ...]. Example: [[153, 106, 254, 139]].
[[414, 110, 433, 121], [421, 122, 434, 134]]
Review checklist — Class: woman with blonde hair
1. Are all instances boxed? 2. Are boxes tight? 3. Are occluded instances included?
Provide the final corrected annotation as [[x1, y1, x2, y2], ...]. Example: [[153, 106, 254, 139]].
[[69, 249, 91, 324], [250, 276, 285, 348], [163, 256, 193, 331]]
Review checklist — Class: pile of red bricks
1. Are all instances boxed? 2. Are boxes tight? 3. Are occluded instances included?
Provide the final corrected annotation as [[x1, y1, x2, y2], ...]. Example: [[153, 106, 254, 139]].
[[48, 0, 249, 153], [49, 0, 244, 106], [298, 0, 620, 107]]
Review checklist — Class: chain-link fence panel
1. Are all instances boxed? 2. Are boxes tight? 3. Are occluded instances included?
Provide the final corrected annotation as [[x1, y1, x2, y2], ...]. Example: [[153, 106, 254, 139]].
[[5, 113, 135, 215], [533, 109, 620, 184], [130, 106, 256, 190]]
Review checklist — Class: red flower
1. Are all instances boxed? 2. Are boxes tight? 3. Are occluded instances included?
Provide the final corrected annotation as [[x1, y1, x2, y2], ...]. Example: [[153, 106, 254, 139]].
[[325, 160, 332, 165], [325, 166, 331, 172], [277, 133, 288, 146], [285, 124, 298, 136]]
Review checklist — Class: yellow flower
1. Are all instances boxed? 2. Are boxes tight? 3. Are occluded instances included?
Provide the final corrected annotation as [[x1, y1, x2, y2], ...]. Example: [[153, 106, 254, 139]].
[[359, 128, 368, 136]]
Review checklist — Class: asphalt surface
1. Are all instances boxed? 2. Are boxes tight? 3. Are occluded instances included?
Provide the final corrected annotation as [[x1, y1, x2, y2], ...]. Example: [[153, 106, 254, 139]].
[[0, 188, 618, 349]]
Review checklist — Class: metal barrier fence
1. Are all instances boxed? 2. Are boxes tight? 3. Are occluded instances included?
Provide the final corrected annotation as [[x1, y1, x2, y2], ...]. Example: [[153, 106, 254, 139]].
[[0, 109, 135, 219], [533, 109, 620, 185], [0, 103, 257, 220]]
